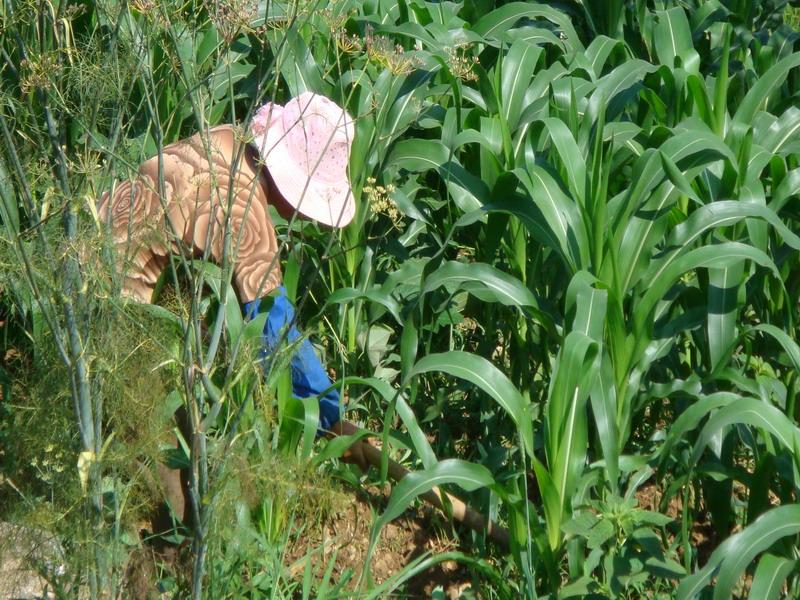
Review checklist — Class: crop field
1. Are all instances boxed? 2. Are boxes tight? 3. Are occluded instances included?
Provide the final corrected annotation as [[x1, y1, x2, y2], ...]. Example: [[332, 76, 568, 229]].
[[2, 0, 800, 598]]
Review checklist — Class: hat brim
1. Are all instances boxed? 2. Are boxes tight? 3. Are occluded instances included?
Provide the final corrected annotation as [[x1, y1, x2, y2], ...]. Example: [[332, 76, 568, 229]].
[[252, 124, 355, 228]]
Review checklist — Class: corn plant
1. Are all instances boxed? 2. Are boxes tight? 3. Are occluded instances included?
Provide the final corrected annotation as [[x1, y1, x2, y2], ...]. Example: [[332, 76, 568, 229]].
[[3, 0, 800, 598]]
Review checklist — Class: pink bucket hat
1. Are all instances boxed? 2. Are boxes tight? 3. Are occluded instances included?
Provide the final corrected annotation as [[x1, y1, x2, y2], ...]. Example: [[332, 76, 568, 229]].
[[250, 92, 356, 228]]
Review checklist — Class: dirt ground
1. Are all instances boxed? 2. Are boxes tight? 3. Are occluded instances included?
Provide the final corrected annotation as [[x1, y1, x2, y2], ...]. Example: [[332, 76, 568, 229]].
[[284, 484, 475, 598], [119, 483, 478, 599]]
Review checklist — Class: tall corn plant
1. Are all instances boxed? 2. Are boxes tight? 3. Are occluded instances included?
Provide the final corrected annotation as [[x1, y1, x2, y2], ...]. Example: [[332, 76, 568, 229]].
[[281, 0, 800, 596], [3, 0, 800, 597]]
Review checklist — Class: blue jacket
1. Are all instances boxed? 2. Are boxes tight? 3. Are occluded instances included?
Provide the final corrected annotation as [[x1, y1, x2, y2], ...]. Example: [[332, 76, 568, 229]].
[[243, 288, 340, 433]]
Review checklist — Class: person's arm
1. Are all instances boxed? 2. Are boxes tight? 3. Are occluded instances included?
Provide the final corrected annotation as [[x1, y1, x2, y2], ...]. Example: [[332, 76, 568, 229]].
[[243, 290, 367, 469], [243, 287, 341, 433]]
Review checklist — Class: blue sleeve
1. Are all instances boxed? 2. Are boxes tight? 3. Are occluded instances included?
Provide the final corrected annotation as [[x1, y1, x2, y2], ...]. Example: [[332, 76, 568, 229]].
[[243, 288, 341, 434]]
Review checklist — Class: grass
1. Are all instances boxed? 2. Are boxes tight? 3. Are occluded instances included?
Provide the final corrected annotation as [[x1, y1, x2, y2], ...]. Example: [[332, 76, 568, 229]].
[[2, 0, 800, 598]]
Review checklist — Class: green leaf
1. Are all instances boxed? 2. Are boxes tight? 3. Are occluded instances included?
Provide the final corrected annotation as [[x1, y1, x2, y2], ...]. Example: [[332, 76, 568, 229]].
[[563, 511, 615, 549], [748, 554, 796, 600], [546, 331, 599, 542], [542, 117, 587, 203], [677, 504, 800, 599], [363, 460, 494, 584], [661, 200, 800, 254], [421, 260, 540, 312], [299, 396, 319, 459], [656, 392, 740, 467], [635, 242, 778, 335], [0, 152, 19, 234], [473, 2, 582, 48], [275, 29, 327, 96], [707, 261, 744, 371], [326, 287, 403, 324], [586, 60, 658, 123], [751, 324, 800, 373], [500, 40, 541, 132], [770, 167, 800, 212], [387, 139, 489, 212], [615, 129, 739, 293], [653, 8, 695, 69], [532, 456, 562, 551], [733, 51, 800, 124], [410, 352, 533, 458], [195, 260, 243, 345], [691, 398, 800, 464], [376, 458, 494, 528], [513, 166, 588, 271], [388, 138, 450, 172], [590, 356, 619, 491], [759, 106, 800, 155], [584, 35, 624, 78], [659, 150, 703, 205], [343, 376, 437, 469]]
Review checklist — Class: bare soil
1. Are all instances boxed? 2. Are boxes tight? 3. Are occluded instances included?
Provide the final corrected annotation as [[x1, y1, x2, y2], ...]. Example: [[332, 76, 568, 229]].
[[121, 483, 477, 599], [285, 484, 474, 598]]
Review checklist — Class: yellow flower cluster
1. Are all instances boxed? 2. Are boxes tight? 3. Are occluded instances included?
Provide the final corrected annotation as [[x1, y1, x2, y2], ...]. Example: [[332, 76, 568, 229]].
[[207, 0, 260, 43], [30, 443, 67, 485], [19, 53, 61, 94], [336, 31, 363, 54], [364, 26, 422, 76], [364, 177, 399, 221], [445, 45, 479, 82]]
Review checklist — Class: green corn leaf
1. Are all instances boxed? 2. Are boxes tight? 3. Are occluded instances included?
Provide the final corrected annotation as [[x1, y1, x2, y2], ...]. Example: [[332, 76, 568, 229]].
[[546, 331, 599, 541], [532, 455, 562, 551], [500, 40, 541, 133], [376, 458, 495, 528], [387, 138, 488, 212], [473, 2, 582, 48], [364, 459, 494, 579], [615, 130, 740, 292], [483, 196, 567, 266], [342, 376, 436, 469], [542, 117, 587, 203], [500, 27, 564, 51], [583, 35, 624, 79], [748, 554, 796, 600], [661, 200, 800, 254], [586, 60, 658, 123], [410, 351, 534, 458], [275, 28, 327, 96], [758, 106, 800, 155], [421, 260, 540, 311], [387, 138, 450, 172], [513, 166, 588, 271], [686, 74, 715, 129], [653, 7, 695, 70], [691, 398, 800, 465], [733, 51, 800, 124], [751, 324, 800, 373], [326, 287, 404, 324], [589, 355, 619, 491], [635, 242, 778, 335], [659, 150, 703, 205], [299, 396, 319, 459], [707, 262, 744, 372], [770, 167, 800, 212], [677, 504, 800, 599]]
